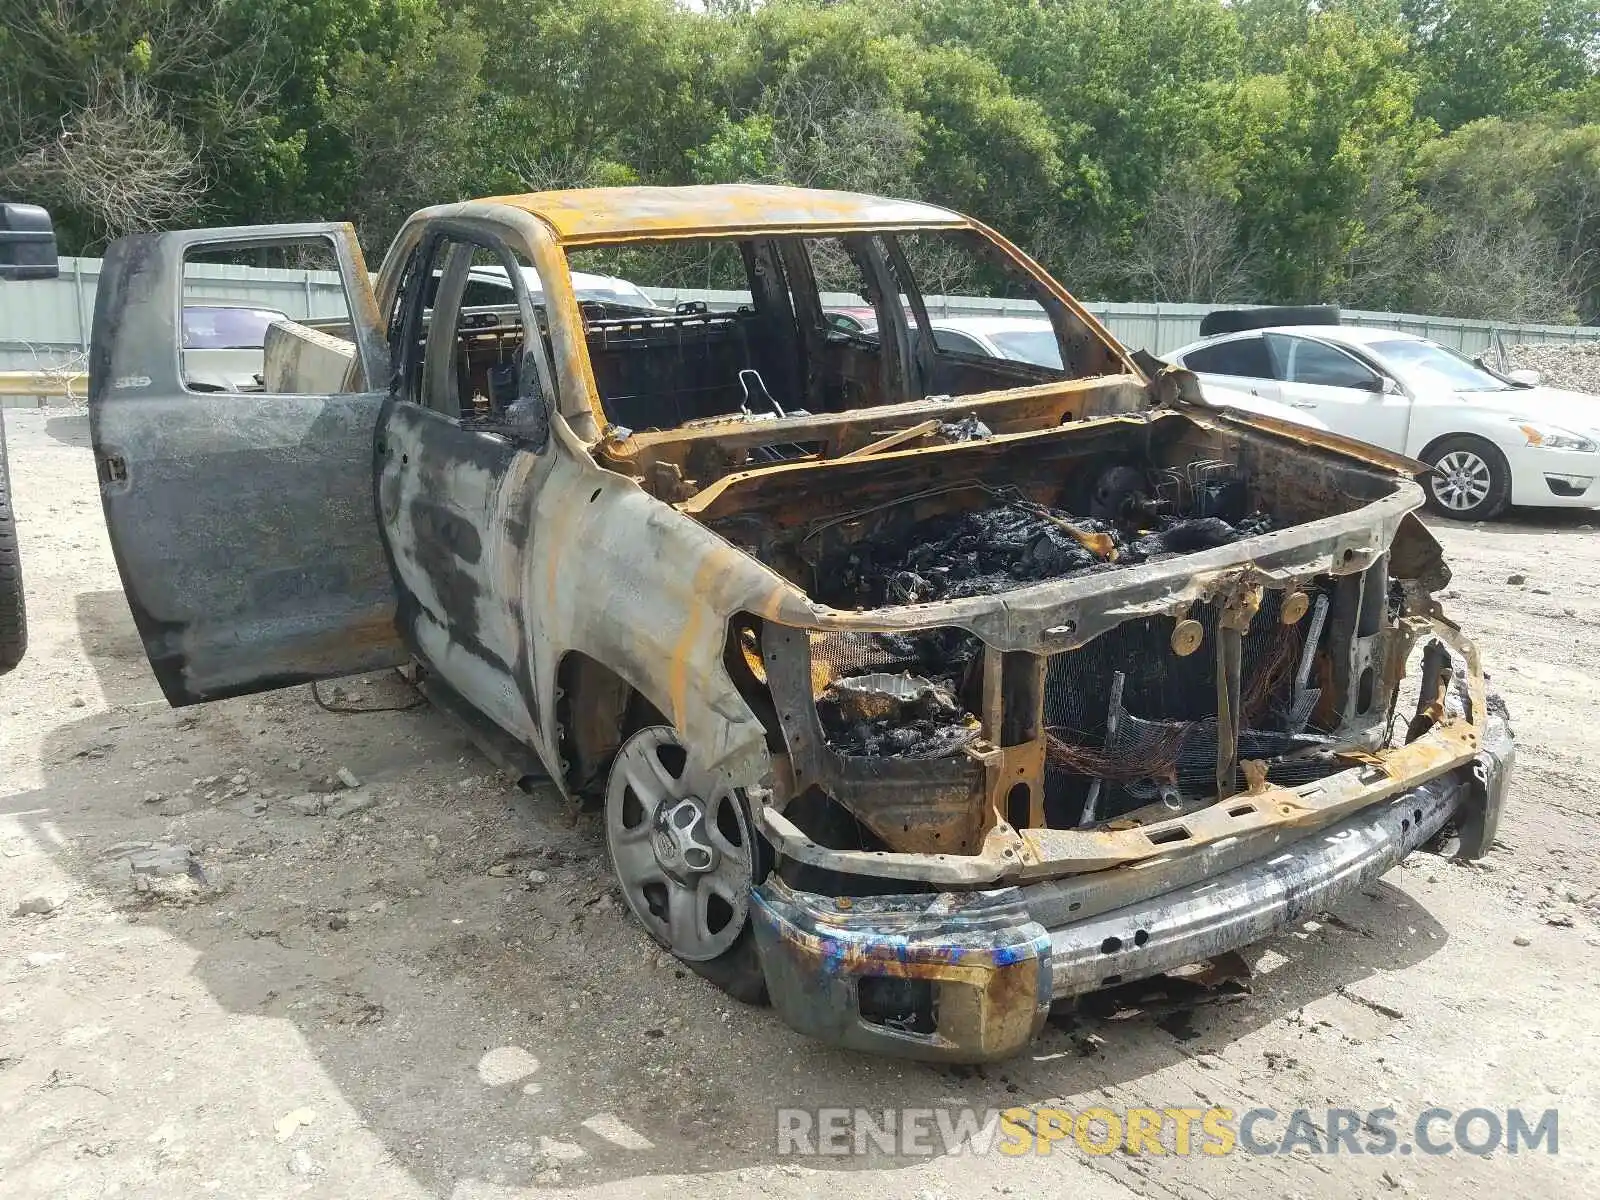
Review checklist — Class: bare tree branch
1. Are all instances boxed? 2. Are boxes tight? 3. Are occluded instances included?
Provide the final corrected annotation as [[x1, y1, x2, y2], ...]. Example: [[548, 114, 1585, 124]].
[[0, 1, 282, 244], [1119, 176, 1259, 303], [4, 83, 202, 239], [1424, 221, 1585, 323]]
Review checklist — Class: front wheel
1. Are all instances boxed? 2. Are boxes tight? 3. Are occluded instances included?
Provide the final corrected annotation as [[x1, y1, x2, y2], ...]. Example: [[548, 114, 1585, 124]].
[[0, 408, 27, 674], [604, 725, 769, 1004], [1422, 435, 1511, 521]]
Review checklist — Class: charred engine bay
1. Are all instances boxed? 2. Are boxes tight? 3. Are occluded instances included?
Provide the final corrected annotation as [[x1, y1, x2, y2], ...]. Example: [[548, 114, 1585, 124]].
[[817, 477, 1273, 608], [801, 462, 1280, 768], [712, 417, 1399, 824]]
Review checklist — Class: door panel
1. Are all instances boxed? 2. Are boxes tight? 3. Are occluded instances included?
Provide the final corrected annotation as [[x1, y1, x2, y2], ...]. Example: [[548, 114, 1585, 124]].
[[1180, 335, 1282, 404], [377, 402, 539, 741], [89, 224, 406, 704], [375, 226, 551, 744], [1266, 334, 1409, 452]]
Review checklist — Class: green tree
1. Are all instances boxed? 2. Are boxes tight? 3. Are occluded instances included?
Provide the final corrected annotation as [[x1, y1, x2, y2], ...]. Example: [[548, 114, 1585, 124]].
[[1233, 11, 1433, 302], [324, 7, 488, 249], [1403, 0, 1600, 128], [1417, 116, 1600, 319]]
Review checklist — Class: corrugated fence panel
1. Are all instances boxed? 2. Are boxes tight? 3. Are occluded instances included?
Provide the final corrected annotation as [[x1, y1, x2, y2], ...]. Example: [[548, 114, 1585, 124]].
[[0, 257, 349, 375], [4, 259, 1599, 378]]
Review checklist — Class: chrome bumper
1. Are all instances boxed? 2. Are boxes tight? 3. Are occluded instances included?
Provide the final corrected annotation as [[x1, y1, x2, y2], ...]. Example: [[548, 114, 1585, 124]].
[[751, 713, 1513, 1062]]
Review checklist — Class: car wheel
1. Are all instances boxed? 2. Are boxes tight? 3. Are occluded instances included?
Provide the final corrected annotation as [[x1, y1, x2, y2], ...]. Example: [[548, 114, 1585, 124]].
[[1422, 435, 1511, 521], [604, 725, 770, 1004], [0, 408, 27, 674]]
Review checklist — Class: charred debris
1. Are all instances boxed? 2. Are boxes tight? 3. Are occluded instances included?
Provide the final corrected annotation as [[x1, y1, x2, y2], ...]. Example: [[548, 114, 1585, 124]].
[[816, 462, 1273, 608], [746, 460, 1305, 776]]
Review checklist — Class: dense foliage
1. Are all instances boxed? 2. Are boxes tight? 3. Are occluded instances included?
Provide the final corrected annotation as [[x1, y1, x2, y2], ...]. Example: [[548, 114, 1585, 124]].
[[4, 0, 1597, 321]]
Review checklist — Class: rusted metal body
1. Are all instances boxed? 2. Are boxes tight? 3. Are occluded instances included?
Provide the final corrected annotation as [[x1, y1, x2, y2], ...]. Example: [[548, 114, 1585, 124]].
[[86, 186, 1513, 1063]]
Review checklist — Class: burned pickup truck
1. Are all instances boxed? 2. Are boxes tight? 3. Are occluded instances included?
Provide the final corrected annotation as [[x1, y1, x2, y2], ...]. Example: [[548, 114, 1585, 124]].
[[87, 185, 1512, 1061]]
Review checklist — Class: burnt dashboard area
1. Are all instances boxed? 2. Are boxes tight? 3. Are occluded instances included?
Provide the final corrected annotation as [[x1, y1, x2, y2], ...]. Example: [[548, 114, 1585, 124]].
[[716, 413, 1415, 855]]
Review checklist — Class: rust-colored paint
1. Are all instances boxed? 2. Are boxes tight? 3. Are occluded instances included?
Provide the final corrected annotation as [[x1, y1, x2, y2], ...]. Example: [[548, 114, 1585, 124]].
[[475, 184, 968, 246], [608, 375, 1144, 503], [666, 547, 737, 730], [271, 605, 401, 674]]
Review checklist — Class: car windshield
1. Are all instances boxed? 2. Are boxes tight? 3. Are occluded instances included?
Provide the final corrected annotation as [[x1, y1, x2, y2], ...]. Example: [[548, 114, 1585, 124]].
[[182, 306, 287, 349], [989, 329, 1063, 369], [1371, 339, 1512, 393], [572, 277, 656, 308], [451, 268, 662, 313]]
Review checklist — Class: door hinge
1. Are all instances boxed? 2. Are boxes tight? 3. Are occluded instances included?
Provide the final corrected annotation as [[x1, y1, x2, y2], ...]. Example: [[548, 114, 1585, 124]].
[[101, 454, 128, 483]]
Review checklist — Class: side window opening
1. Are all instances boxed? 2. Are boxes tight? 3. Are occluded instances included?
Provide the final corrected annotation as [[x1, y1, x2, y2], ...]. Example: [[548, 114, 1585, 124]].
[[180, 237, 358, 394], [413, 234, 555, 441], [1184, 335, 1272, 380], [1272, 335, 1378, 389]]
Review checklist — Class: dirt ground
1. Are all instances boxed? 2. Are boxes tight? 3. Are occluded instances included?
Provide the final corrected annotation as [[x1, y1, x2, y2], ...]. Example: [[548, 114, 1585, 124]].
[[2, 406, 1597, 1199]]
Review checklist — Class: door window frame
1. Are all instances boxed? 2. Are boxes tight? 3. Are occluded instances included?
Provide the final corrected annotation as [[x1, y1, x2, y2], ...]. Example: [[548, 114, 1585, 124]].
[[1266, 333, 1381, 390], [391, 220, 560, 439], [173, 228, 383, 397], [1181, 333, 1273, 380]]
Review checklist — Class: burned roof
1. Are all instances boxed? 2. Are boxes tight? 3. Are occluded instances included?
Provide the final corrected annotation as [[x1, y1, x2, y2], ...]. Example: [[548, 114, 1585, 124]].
[[473, 184, 967, 245]]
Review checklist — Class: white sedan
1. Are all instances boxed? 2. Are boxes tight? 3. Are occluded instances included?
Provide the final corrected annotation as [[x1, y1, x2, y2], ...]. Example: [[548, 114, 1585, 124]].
[[1169, 324, 1600, 520], [922, 315, 1331, 430]]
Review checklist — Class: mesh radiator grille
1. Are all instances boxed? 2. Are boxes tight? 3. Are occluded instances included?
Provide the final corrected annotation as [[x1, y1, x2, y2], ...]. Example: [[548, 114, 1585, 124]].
[[1040, 591, 1328, 823]]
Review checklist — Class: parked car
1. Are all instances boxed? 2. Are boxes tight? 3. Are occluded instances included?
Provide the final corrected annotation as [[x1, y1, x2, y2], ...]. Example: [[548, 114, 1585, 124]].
[[1170, 322, 1600, 520], [1, 200, 59, 677], [922, 315, 1064, 369], [914, 314, 1332, 429], [181, 304, 293, 391], [88, 185, 1511, 1061]]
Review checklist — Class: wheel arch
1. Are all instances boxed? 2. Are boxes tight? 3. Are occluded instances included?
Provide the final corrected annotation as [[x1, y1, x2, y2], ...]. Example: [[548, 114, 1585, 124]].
[[1416, 428, 1511, 465], [552, 649, 667, 802]]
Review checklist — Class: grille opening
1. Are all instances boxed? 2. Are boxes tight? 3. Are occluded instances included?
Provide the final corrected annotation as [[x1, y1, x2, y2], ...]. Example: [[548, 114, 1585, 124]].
[[809, 628, 984, 760], [858, 976, 936, 1036], [718, 429, 1403, 775], [1042, 585, 1352, 826], [1006, 782, 1031, 829]]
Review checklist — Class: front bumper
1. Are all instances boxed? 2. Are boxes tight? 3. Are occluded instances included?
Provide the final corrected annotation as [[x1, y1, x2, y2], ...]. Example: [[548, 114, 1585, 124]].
[[1506, 443, 1600, 507], [751, 712, 1512, 1062]]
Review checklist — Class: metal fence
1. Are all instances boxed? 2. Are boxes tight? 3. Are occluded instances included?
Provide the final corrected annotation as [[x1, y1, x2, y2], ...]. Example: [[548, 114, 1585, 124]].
[[0, 256, 348, 403], [5, 255, 1598, 405], [640, 289, 1600, 358]]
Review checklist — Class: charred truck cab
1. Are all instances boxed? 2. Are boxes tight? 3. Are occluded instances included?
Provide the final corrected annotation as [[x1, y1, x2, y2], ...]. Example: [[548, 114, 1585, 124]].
[[87, 186, 1512, 1062]]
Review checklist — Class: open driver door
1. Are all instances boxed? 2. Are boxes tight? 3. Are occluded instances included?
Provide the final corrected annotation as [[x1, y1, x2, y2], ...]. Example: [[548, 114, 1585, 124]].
[[88, 223, 407, 704]]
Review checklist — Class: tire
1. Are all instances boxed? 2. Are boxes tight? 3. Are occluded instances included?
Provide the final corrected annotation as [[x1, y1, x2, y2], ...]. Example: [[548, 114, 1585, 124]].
[[0, 408, 26, 675], [603, 725, 771, 1005], [1421, 434, 1512, 522], [1199, 305, 1340, 337]]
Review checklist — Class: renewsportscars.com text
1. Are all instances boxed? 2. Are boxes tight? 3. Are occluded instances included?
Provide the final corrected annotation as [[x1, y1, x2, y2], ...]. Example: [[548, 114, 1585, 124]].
[[776, 1106, 1559, 1158]]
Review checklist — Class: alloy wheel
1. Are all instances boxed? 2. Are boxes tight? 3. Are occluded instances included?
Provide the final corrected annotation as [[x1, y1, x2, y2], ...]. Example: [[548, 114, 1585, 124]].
[[1430, 449, 1493, 512], [604, 726, 755, 962]]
